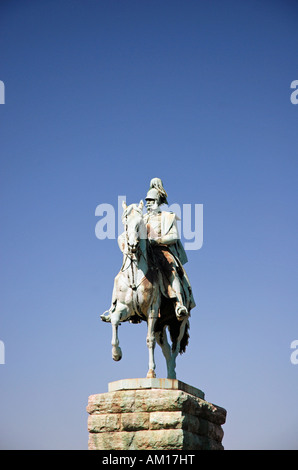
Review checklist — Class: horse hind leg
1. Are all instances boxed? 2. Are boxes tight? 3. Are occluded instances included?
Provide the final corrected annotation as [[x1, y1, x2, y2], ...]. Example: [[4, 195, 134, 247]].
[[155, 327, 176, 380], [146, 307, 159, 378]]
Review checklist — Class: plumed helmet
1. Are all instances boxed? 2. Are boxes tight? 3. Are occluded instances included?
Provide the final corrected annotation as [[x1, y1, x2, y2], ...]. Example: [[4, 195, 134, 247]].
[[145, 188, 160, 201], [149, 177, 168, 205]]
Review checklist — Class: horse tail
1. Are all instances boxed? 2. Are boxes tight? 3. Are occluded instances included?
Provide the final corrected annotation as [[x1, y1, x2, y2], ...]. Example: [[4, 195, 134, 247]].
[[167, 317, 190, 354], [179, 320, 190, 354]]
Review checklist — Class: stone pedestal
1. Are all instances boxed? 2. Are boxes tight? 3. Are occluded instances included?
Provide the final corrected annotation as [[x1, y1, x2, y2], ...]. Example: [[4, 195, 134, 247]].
[[87, 379, 226, 450]]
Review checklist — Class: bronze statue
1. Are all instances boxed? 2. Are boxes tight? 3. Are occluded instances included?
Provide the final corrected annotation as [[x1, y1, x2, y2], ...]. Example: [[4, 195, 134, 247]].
[[100, 178, 195, 379]]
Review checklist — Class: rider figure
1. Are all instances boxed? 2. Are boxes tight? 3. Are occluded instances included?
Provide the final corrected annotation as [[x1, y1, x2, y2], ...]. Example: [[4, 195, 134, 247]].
[[100, 178, 195, 322], [144, 178, 195, 320]]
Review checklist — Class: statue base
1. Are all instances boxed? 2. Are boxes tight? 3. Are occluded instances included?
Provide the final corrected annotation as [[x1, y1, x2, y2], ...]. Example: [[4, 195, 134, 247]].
[[87, 378, 227, 450]]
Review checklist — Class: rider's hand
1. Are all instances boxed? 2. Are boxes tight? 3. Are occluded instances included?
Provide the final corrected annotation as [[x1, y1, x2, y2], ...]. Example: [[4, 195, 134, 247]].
[[149, 238, 159, 246]]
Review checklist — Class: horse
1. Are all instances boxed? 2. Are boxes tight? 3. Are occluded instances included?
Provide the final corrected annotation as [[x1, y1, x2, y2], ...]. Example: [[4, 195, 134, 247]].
[[101, 200, 190, 380]]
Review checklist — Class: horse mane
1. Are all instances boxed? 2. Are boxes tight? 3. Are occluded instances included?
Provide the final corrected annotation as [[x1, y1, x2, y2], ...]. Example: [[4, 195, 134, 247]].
[[121, 203, 143, 221]]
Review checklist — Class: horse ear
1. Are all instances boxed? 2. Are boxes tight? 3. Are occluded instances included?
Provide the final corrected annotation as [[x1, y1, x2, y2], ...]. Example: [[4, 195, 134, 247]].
[[139, 200, 144, 209], [122, 201, 127, 210]]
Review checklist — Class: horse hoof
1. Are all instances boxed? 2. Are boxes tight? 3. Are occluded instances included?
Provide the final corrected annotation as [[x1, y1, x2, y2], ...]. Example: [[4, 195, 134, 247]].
[[112, 347, 122, 361], [146, 369, 156, 378]]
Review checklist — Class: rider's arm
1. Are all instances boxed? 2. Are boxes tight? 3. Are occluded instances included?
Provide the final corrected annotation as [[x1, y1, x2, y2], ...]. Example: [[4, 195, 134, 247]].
[[156, 219, 179, 245]]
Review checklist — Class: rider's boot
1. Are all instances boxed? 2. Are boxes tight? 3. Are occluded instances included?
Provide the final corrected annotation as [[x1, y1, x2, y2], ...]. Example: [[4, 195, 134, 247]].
[[175, 303, 189, 320], [171, 277, 189, 320], [100, 309, 112, 322]]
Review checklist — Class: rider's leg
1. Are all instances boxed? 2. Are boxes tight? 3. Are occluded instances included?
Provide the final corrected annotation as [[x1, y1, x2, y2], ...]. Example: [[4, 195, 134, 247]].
[[171, 275, 188, 320]]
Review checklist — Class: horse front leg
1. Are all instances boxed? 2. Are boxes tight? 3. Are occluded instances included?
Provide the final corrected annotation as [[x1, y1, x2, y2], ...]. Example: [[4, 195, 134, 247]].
[[111, 311, 122, 361], [110, 302, 131, 361], [109, 306, 123, 361], [146, 306, 158, 378], [155, 327, 176, 380]]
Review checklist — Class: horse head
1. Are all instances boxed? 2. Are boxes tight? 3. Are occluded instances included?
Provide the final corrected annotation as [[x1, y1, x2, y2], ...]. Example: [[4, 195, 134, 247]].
[[122, 200, 146, 257]]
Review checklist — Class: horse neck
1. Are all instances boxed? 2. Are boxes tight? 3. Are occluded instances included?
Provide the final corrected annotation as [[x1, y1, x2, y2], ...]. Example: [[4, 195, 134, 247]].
[[121, 237, 148, 282]]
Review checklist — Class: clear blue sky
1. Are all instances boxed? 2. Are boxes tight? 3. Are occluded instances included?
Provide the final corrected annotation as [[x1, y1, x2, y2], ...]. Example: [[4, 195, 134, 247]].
[[0, 0, 297, 449]]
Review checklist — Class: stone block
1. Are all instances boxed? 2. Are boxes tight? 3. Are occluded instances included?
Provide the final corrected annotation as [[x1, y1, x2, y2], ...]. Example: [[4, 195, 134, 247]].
[[108, 378, 205, 399], [87, 379, 226, 450], [88, 413, 120, 433], [121, 412, 149, 431]]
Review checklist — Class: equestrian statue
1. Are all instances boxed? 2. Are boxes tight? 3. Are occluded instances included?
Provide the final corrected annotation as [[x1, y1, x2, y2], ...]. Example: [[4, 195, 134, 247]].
[[100, 178, 196, 379]]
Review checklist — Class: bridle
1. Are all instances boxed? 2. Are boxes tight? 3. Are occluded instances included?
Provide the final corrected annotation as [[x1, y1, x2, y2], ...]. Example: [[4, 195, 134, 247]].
[[120, 208, 147, 297], [121, 207, 145, 270]]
